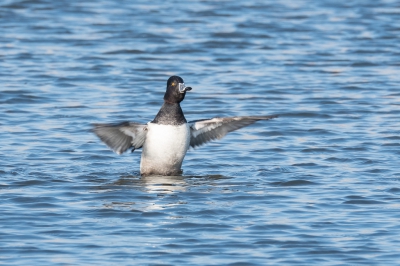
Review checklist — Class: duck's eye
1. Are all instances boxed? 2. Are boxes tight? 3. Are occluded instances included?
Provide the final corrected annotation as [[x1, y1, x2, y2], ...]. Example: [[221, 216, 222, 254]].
[[171, 82, 176, 86]]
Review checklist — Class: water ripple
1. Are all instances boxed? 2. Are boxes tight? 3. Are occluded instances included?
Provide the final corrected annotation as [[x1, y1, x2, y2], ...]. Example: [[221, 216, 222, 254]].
[[1, 0, 400, 265]]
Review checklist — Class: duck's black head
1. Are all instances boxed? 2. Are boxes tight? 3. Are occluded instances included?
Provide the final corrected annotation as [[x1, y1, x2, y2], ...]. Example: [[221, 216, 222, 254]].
[[163, 76, 192, 104]]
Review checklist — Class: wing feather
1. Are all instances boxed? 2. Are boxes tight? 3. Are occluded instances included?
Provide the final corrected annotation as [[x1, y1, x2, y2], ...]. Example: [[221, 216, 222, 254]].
[[92, 122, 147, 154], [189, 115, 277, 148]]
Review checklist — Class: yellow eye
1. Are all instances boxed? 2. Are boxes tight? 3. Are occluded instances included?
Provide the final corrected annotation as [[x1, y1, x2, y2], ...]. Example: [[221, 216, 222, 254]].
[[171, 82, 176, 86]]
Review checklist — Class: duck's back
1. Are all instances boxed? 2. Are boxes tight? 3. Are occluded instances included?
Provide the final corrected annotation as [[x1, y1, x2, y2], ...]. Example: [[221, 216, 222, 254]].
[[140, 122, 190, 176]]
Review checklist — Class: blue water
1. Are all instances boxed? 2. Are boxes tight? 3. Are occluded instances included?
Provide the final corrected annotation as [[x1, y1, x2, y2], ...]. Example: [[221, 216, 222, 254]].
[[1, 0, 400, 265]]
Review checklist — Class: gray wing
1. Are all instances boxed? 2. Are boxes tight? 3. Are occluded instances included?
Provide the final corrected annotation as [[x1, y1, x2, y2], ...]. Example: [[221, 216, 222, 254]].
[[189, 115, 278, 148], [92, 122, 147, 155]]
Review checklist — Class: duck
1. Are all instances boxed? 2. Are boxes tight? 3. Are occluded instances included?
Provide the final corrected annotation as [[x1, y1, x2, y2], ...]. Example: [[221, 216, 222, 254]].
[[93, 75, 277, 176]]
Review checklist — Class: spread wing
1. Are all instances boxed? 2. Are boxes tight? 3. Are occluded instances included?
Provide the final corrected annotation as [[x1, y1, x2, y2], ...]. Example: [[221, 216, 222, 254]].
[[92, 122, 147, 155], [189, 115, 278, 148]]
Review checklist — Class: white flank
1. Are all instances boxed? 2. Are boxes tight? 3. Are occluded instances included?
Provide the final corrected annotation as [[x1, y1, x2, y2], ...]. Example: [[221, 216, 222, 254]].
[[140, 123, 190, 175]]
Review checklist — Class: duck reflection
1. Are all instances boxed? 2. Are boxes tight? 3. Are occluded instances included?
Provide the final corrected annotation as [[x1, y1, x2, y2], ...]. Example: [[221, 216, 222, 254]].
[[103, 173, 232, 212], [113, 173, 231, 194], [140, 174, 187, 193], [113, 174, 187, 193]]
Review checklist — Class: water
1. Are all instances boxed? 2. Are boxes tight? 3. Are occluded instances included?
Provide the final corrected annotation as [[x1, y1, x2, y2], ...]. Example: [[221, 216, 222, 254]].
[[1, 0, 400, 265]]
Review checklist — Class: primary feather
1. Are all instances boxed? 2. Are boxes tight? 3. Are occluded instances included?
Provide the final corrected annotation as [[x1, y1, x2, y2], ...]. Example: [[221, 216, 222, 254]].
[[92, 122, 147, 155], [189, 115, 278, 148]]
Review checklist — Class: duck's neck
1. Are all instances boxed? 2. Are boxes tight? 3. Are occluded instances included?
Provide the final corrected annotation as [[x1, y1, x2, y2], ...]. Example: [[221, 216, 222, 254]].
[[152, 102, 187, 125]]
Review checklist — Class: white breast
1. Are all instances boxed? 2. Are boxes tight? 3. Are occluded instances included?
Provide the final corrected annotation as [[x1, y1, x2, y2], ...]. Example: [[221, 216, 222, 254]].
[[140, 123, 191, 176]]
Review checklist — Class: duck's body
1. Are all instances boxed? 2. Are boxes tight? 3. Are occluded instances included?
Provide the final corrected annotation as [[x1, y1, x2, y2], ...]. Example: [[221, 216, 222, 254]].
[[93, 76, 277, 176], [140, 122, 190, 176]]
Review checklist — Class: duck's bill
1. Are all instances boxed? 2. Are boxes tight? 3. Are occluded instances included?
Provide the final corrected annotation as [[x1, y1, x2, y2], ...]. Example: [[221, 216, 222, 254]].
[[179, 83, 192, 93]]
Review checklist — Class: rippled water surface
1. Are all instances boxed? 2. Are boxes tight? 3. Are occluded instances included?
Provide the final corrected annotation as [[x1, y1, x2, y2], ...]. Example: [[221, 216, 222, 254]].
[[1, 0, 400, 265]]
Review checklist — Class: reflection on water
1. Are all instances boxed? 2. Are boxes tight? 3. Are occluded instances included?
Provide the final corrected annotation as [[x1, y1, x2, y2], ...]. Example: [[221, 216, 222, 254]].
[[101, 174, 235, 213], [118, 175, 188, 193], [140, 175, 187, 193]]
